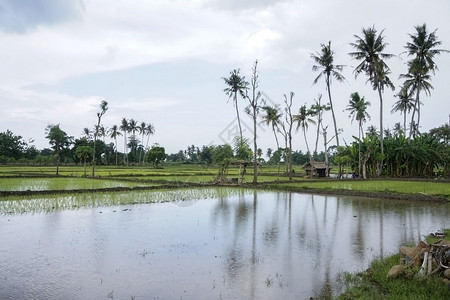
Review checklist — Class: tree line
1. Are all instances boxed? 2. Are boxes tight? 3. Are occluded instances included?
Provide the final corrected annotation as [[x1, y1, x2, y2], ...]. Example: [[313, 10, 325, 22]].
[[220, 23, 448, 181], [0, 100, 159, 175]]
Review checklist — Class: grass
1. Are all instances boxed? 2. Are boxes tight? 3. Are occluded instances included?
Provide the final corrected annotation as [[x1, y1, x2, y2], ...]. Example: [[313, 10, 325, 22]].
[[336, 254, 450, 300], [272, 180, 450, 198], [0, 187, 254, 214], [0, 177, 155, 191], [335, 230, 450, 300], [1, 165, 449, 200]]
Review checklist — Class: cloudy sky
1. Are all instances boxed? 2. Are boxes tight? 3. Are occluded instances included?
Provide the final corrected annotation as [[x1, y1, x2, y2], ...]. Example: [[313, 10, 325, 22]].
[[1, 0, 449, 155]]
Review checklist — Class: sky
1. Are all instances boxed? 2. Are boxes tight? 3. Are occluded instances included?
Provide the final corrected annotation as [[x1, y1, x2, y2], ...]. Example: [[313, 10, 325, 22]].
[[1, 0, 449, 156]]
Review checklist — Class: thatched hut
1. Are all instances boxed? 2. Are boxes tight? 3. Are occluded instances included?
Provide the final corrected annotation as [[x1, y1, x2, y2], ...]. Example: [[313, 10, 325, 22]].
[[302, 161, 331, 177]]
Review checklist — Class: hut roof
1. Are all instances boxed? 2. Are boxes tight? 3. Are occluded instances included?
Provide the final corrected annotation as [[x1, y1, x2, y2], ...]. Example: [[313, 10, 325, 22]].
[[302, 161, 331, 170]]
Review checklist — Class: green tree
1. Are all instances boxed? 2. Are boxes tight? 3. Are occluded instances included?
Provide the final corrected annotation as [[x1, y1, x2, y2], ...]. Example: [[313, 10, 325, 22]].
[[222, 69, 249, 140], [127, 118, 139, 164], [138, 121, 146, 165], [391, 88, 414, 134], [92, 100, 108, 177], [311, 41, 346, 149], [0, 130, 26, 161], [346, 92, 371, 177], [45, 124, 72, 175], [75, 145, 92, 176], [261, 105, 282, 174], [211, 144, 233, 164], [294, 104, 315, 162], [120, 118, 129, 165], [349, 26, 395, 175], [233, 136, 252, 161], [402, 24, 448, 138], [146, 146, 166, 167], [108, 124, 122, 166]]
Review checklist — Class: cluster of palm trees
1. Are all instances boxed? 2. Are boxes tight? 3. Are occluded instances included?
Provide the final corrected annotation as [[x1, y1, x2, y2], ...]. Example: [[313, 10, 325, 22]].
[[222, 23, 447, 179], [336, 124, 450, 178], [84, 118, 155, 166]]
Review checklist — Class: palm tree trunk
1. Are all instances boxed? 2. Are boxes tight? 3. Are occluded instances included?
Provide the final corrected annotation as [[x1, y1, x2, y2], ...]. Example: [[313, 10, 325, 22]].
[[234, 93, 243, 139], [409, 89, 420, 139], [114, 137, 118, 166], [358, 122, 362, 177], [377, 84, 384, 176], [403, 107, 407, 134], [123, 132, 127, 165], [272, 127, 281, 176], [326, 80, 339, 147]]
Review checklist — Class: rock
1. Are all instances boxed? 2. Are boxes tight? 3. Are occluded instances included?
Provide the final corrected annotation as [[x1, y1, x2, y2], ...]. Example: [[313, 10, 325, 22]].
[[444, 268, 450, 279], [407, 241, 430, 267], [387, 265, 405, 279], [443, 278, 450, 287], [399, 246, 413, 265]]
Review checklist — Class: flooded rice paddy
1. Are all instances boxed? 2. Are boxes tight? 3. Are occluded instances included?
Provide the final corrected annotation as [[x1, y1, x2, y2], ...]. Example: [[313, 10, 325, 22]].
[[0, 188, 449, 299]]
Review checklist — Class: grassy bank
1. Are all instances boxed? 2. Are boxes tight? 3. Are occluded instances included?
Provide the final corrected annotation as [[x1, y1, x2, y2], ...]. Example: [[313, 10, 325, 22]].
[[335, 230, 450, 300]]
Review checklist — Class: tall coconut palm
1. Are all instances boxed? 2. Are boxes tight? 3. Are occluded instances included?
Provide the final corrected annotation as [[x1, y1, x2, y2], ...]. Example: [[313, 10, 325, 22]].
[[260, 105, 282, 174], [82, 127, 92, 140], [294, 104, 315, 161], [120, 118, 129, 165], [402, 24, 448, 137], [222, 69, 249, 140], [108, 124, 122, 166], [127, 118, 139, 163], [92, 100, 108, 177], [345, 92, 370, 177], [349, 26, 395, 175], [138, 121, 146, 165], [391, 88, 414, 134], [311, 41, 346, 148], [260, 105, 282, 154], [145, 123, 155, 149]]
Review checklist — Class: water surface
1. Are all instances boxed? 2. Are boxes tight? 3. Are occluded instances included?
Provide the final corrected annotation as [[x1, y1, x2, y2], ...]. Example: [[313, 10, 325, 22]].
[[0, 189, 448, 299]]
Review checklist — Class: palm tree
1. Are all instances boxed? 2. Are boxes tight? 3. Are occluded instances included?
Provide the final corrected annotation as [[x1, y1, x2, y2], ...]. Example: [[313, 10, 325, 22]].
[[391, 88, 414, 134], [145, 123, 155, 149], [294, 104, 315, 162], [120, 118, 129, 165], [311, 41, 346, 148], [127, 118, 139, 163], [141, 122, 155, 164], [92, 100, 108, 177], [399, 70, 431, 138], [392, 122, 402, 137], [260, 105, 282, 154], [138, 121, 146, 165], [402, 24, 448, 137], [108, 124, 122, 166], [222, 69, 249, 140], [345, 92, 370, 177], [349, 26, 395, 175], [82, 127, 92, 140], [261, 105, 282, 175]]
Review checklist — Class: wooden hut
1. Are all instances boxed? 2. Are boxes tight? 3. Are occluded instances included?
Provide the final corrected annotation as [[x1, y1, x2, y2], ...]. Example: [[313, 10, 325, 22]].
[[302, 161, 331, 177]]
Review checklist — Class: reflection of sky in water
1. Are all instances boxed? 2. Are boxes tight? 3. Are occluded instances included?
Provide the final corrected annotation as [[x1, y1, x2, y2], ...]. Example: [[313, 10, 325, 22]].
[[0, 190, 449, 299]]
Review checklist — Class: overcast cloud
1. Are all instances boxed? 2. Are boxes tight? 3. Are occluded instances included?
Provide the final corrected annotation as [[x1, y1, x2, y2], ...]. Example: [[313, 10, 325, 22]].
[[0, 0, 449, 155]]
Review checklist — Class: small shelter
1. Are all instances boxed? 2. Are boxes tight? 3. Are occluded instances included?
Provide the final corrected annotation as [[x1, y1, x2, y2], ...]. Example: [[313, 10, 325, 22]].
[[302, 161, 331, 177]]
